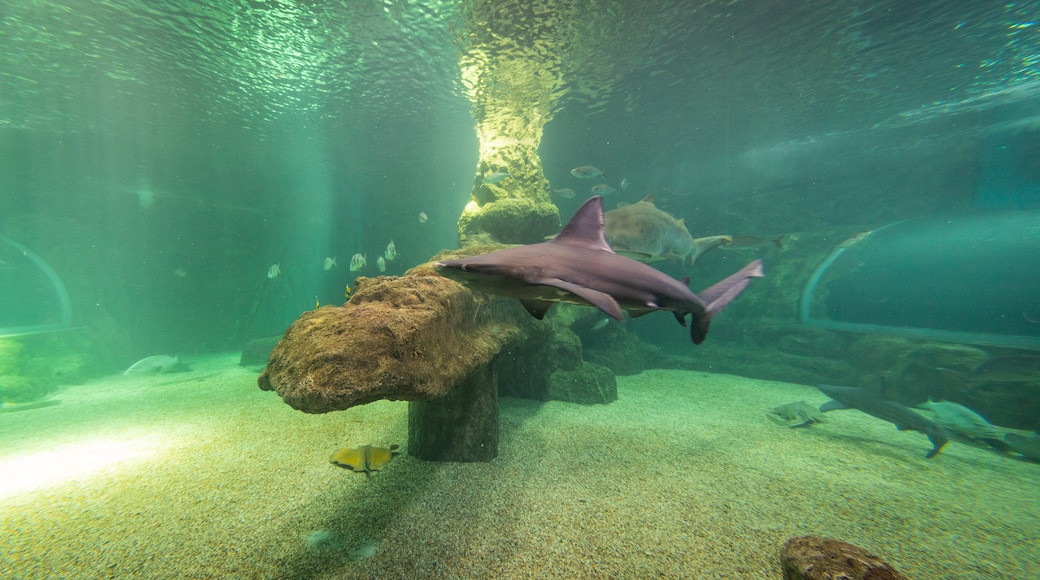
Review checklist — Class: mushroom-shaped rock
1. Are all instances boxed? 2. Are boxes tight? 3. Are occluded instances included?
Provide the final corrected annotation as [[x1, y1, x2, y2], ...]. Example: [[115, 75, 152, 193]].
[[780, 536, 907, 580], [258, 273, 518, 414]]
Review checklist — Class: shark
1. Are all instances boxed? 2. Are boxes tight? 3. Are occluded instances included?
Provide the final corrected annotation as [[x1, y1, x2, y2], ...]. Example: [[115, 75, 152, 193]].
[[816, 384, 950, 458], [604, 194, 730, 266], [433, 196, 763, 345]]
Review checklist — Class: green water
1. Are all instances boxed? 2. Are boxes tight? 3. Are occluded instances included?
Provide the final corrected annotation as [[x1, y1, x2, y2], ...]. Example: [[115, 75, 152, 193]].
[[2, 1, 1039, 578]]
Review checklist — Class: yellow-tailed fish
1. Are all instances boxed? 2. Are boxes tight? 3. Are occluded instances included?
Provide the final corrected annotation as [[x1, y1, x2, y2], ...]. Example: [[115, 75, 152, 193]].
[[345, 284, 352, 299], [329, 444, 400, 479]]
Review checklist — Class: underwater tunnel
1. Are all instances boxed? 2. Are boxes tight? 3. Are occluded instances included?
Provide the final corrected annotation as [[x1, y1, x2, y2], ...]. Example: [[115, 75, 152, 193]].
[[0, 235, 72, 337], [800, 210, 1040, 350]]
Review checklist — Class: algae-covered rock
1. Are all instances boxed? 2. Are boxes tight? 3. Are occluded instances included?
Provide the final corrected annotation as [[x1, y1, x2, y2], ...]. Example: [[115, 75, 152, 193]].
[[258, 274, 520, 414], [0, 375, 52, 404], [458, 197, 560, 245], [496, 325, 617, 404], [0, 338, 25, 376], [780, 535, 907, 580]]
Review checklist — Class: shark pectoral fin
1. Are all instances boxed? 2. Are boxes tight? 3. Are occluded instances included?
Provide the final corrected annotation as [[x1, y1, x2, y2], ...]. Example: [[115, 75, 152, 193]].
[[520, 300, 555, 320], [540, 278, 624, 320], [819, 400, 849, 413], [672, 311, 688, 326]]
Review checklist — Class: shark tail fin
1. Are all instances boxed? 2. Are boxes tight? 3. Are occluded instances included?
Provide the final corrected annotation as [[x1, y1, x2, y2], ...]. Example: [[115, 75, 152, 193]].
[[925, 426, 951, 459], [698, 259, 764, 315], [687, 260, 764, 345]]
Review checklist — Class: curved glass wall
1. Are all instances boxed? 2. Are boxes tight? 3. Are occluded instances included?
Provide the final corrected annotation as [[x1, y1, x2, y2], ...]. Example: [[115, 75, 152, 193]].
[[0, 235, 72, 337], [801, 211, 1040, 350]]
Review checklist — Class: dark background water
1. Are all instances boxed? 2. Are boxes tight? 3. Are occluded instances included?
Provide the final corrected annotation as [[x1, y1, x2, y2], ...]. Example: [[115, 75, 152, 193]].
[[1, 0, 1038, 362]]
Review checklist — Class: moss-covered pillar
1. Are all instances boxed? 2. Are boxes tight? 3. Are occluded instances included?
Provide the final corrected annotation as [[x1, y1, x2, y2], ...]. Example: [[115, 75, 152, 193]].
[[454, 2, 564, 244], [407, 362, 498, 462]]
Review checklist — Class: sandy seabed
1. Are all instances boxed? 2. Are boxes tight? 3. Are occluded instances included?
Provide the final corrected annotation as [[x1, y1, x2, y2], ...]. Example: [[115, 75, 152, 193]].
[[1, 353, 1037, 579]]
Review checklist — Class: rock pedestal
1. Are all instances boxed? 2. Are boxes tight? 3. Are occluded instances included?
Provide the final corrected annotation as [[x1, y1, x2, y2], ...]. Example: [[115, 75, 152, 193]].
[[257, 261, 621, 463], [408, 364, 498, 462]]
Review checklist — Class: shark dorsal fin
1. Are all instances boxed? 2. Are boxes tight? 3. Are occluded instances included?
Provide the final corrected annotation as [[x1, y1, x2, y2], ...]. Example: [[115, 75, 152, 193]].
[[553, 196, 614, 253], [640, 193, 655, 205]]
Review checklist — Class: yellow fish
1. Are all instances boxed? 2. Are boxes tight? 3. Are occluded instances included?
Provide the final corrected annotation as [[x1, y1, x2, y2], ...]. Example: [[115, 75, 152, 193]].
[[329, 444, 400, 479], [344, 284, 352, 299]]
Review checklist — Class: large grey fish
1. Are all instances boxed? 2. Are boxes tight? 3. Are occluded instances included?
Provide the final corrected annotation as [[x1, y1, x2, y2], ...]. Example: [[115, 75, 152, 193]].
[[1004, 432, 1040, 461], [917, 400, 1001, 441], [817, 384, 950, 458], [433, 196, 763, 344], [604, 194, 729, 266], [123, 355, 191, 376]]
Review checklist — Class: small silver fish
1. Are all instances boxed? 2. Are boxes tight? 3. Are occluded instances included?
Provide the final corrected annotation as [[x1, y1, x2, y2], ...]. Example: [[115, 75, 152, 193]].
[[173, 267, 187, 278], [377, 256, 386, 272], [384, 239, 397, 261], [591, 183, 616, 195], [418, 212, 428, 224], [482, 171, 511, 184], [570, 165, 603, 179], [718, 235, 790, 251], [620, 177, 630, 190], [323, 257, 337, 271], [349, 253, 366, 271], [267, 263, 281, 279], [553, 188, 576, 199]]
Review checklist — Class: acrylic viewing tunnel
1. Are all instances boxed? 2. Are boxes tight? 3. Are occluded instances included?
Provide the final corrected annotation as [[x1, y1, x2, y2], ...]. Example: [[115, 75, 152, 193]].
[[800, 211, 1040, 350], [0, 235, 72, 337]]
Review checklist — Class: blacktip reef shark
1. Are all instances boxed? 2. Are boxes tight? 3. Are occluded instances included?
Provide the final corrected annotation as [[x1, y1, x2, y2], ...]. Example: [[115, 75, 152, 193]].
[[434, 196, 763, 345], [817, 384, 950, 458]]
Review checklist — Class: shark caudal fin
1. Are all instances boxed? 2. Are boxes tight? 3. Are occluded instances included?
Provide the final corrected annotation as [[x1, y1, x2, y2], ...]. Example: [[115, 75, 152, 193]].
[[688, 259, 764, 345], [924, 426, 951, 458]]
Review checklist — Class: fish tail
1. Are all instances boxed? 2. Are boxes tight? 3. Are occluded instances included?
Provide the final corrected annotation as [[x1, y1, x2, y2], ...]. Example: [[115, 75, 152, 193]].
[[925, 427, 950, 458], [687, 260, 764, 345]]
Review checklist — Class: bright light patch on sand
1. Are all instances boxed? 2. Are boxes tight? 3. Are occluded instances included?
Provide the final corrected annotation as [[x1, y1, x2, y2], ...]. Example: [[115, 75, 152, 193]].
[[0, 436, 159, 499]]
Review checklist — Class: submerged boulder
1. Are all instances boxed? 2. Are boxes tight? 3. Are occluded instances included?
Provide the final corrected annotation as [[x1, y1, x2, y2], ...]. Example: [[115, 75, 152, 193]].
[[780, 536, 907, 580], [258, 273, 519, 414]]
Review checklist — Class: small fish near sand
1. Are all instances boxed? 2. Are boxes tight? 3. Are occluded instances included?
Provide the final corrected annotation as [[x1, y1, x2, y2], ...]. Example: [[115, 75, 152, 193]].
[[384, 239, 397, 261], [267, 263, 281, 279], [377, 256, 386, 272], [323, 257, 337, 271], [767, 401, 824, 428], [570, 165, 603, 179], [124, 355, 192, 376], [481, 171, 511, 184], [349, 253, 366, 272], [330, 444, 400, 479]]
